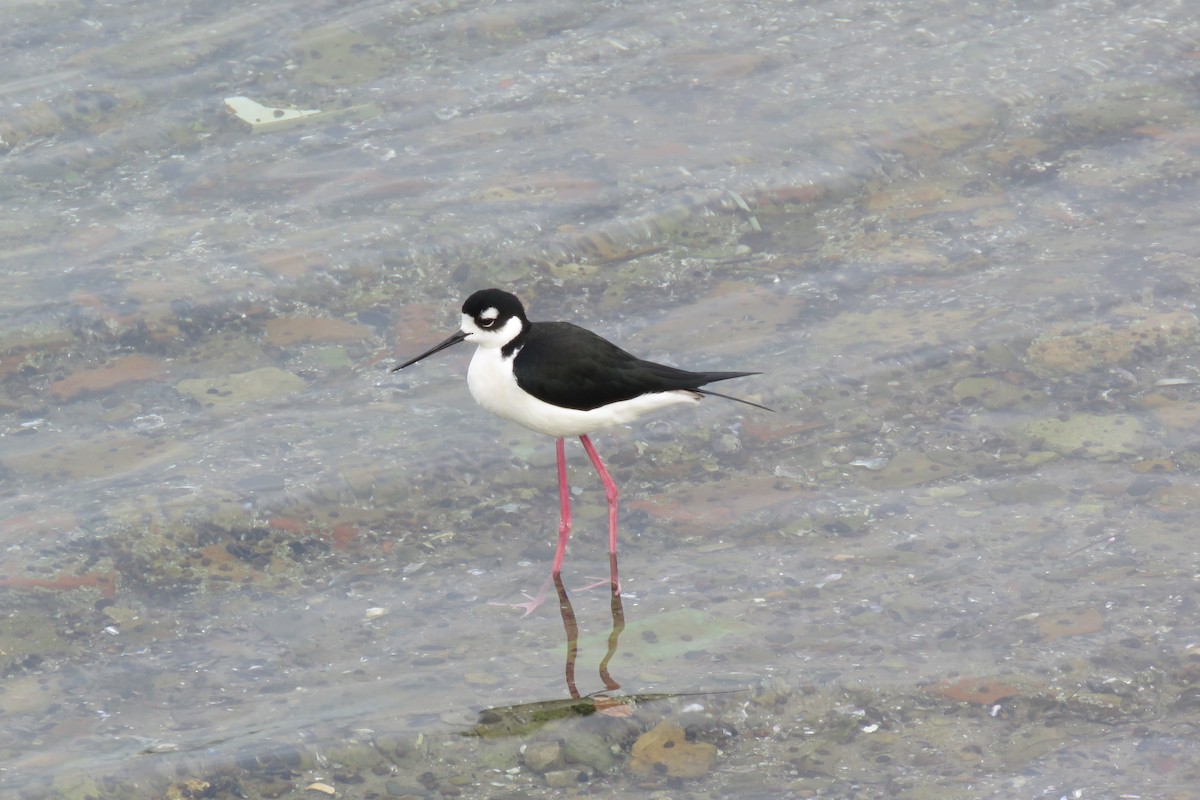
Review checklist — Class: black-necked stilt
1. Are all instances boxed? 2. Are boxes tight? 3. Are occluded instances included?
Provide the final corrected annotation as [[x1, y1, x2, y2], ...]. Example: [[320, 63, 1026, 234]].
[[394, 288, 769, 608]]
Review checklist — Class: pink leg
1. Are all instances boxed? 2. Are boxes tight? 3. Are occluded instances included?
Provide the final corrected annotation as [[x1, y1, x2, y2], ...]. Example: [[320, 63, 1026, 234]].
[[552, 436, 571, 574], [579, 434, 620, 590]]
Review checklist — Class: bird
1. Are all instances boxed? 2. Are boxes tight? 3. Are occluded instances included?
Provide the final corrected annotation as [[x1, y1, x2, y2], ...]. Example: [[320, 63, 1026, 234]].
[[394, 288, 769, 610]]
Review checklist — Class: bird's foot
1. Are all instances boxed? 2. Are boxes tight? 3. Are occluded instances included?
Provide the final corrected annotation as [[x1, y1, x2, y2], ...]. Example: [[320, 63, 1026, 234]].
[[487, 593, 545, 617], [576, 576, 621, 594], [487, 574, 554, 617]]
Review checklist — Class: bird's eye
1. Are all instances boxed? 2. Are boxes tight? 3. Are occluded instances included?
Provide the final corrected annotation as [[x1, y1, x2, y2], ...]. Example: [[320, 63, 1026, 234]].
[[480, 318, 495, 328]]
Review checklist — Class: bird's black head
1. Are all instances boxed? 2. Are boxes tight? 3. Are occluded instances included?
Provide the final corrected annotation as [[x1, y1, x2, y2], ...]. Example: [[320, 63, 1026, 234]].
[[462, 288, 528, 331], [394, 289, 529, 371], [458, 288, 529, 356]]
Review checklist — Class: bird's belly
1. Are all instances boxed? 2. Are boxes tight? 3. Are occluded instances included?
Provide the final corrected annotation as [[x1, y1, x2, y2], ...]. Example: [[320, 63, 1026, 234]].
[[467, 349, 697, 437]]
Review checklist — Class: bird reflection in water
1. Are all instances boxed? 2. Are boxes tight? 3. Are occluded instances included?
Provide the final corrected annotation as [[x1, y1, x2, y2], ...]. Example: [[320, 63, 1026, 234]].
[[470, 574, 628, 738]]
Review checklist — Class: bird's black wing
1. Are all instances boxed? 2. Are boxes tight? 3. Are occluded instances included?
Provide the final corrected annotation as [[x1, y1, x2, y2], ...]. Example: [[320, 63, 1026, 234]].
[[513, 321, 757, 411]]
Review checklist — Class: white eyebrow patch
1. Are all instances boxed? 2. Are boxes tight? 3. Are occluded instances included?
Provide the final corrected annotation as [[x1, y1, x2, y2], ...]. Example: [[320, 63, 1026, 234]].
[[481, 306, 499, 321]]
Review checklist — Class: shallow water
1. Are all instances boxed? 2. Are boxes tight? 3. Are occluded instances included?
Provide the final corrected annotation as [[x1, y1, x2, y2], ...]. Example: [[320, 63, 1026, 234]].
[[3, 1, 1200, 798]]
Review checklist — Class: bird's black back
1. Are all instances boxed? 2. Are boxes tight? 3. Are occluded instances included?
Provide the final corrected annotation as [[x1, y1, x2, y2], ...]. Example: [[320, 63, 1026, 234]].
[[511, 321, 756, 411]]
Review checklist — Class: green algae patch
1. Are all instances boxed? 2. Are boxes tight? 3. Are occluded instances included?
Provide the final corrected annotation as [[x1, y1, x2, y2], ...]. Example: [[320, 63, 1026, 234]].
[[569, 608, 751, 666], [176, 367, 306, 409], [290, 27, 394, 87], [3, 432, 193, 480], [856, 450, 961, 490], [1018, 413, 1146, 459], [1025, 309, 1198, 377], [815, 307, 983, 351], [953, 376, 1047, 411]]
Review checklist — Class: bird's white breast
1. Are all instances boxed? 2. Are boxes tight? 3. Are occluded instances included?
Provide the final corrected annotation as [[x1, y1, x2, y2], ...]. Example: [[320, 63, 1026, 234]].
[[466, 345, 698, 438]]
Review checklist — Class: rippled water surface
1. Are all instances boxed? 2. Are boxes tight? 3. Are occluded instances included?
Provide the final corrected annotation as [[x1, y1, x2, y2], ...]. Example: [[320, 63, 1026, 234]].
[[3, 1, 1200, 798]]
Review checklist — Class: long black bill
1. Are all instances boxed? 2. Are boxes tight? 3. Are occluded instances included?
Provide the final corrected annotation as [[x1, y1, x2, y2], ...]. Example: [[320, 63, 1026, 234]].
[[393, 330, 468, 371]]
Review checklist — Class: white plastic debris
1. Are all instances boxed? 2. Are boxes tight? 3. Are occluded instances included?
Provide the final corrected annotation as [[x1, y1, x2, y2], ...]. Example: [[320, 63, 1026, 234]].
[[224, 96, 323, 131]]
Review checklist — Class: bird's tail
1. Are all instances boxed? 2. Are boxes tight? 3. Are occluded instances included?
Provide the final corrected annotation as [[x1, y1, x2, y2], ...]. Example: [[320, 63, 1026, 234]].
[[694, 387, 774, 412]]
